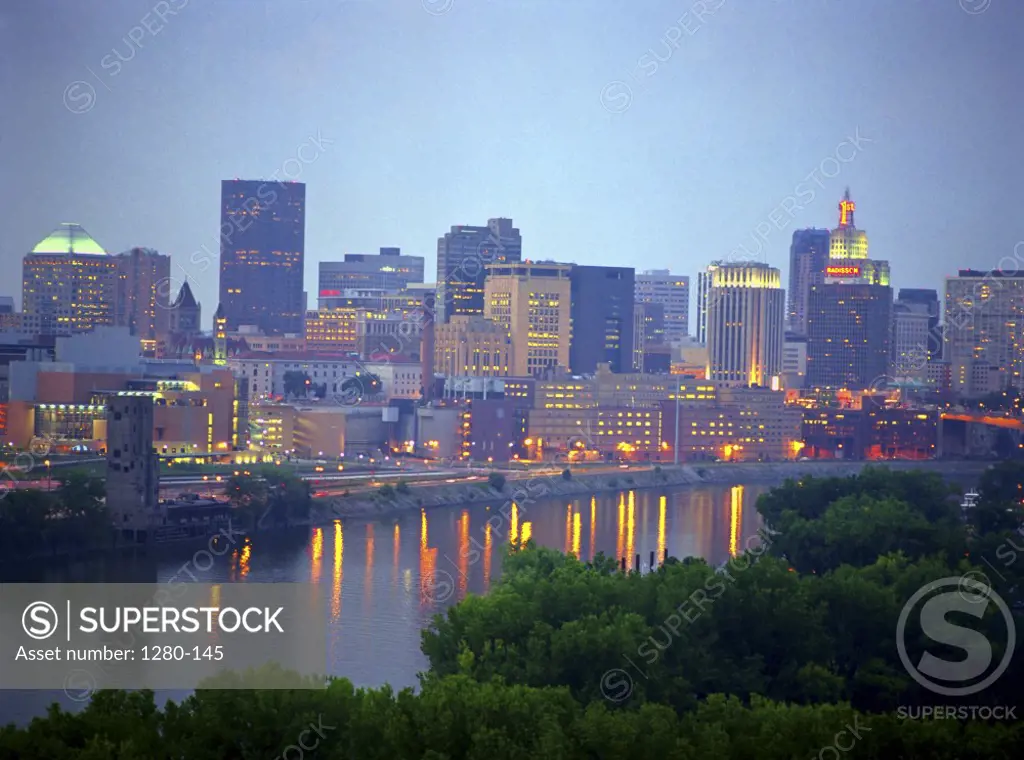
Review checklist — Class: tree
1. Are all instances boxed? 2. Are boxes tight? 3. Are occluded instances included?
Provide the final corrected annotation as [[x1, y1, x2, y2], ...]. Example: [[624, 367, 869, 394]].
[[561, 468, 572, 480], [282, 370, 311, 398], [488, 472, 506, 491]]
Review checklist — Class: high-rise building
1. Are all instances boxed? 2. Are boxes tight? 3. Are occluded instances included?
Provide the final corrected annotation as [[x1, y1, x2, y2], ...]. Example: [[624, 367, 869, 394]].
[[634, 270, 689, 342], [434, 315, 512, 377], [786, 229, 831, 336], [695, 262, 721, 345], [169, 281, 202, 335], [106, 395, 159, 543], [704, 262, 785, 387], [437, 218, 522, 322], [633, 302, 667, 371], [318, 248, 425, 294], [829, 188, 869, 260], [569, 265, 635, 374], [897, 288, 941, 359], [113, 247, 171, 341], [806, 262, 892, 390], [891, 294, 933, 380], [944, 270, 1024, 396], [218, 180, 305, 335], [22, 223, 118, 335], [484, 261, 571, 378]]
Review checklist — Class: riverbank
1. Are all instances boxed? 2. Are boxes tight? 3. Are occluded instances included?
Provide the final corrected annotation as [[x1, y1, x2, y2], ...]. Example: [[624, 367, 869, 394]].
[[312, 459, 992, 522]]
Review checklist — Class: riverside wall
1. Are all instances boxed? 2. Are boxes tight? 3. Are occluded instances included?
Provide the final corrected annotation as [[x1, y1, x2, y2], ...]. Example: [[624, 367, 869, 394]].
[[313, 459, 992, 523]]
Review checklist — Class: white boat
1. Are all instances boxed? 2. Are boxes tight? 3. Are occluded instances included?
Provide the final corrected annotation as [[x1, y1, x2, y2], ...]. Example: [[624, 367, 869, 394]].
[[961, 489, 980, 510]]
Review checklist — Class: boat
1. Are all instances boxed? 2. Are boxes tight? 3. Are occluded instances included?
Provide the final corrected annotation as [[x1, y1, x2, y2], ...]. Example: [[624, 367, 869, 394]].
[[961, 489, 980, 511]]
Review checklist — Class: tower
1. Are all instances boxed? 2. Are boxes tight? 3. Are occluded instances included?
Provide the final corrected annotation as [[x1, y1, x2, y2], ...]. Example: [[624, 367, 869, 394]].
[[106, 396, 160, 543], [214, 303, 227, 366], [829, 188, 869, 260], [169, 281, 202, 335]]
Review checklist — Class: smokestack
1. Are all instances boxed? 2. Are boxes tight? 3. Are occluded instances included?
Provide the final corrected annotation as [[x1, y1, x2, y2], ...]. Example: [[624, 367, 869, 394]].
[[420, 293, 436, 402]]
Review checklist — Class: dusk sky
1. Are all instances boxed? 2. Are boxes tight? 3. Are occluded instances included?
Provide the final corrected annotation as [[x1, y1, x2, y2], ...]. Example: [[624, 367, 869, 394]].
[[2, 0, 1022, 328]]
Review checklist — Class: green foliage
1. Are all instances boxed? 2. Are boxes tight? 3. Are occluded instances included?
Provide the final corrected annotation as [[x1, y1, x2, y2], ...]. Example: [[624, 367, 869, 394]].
[[396, 481, 411, 495], [282, 370, 311, 398], [488, 472, 506, 492], [561, 468, 572, 481], [224, 472, 311, 529], [378, 484, 396, 499], [0, 473, 110, 559]]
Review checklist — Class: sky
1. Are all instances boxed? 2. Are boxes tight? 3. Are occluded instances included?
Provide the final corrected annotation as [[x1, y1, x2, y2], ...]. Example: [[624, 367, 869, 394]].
[[1, 0, 1022, 330]]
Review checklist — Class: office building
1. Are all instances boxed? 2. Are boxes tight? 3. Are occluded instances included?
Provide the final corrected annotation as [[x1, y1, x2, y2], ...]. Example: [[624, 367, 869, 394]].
[[218, 180, 305, 335], [829, 188, 869, 260], [106, 396, 160, 542], [633, 302, 667, 372], [898, 288, 941, 360], [783, 333, 808, 389], [806, 262, 892, 390], [113, 247, 172, 342], [484, 261, 571, 378], [695, 262, 720, 345], [436, 218, 522, 322], [704, 262, 785, 387], [891, 296, 932, 380], [945, 269, 1024, 395], [569, 265, 634, 374], [786, 229, 831, 335], [21, 223, 118, 336], [434, 315, 512, 377], [318, 248, 425, 293], [634, 270, 689, 342]]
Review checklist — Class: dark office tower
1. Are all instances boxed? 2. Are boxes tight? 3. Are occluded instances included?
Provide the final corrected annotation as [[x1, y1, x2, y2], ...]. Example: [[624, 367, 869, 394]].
[[787, 229, 831, 336], [218, 180, 305, 334], [806, 276, 892, 390], [897, 288, 941, 359], [319, 248, 426, 293], [436, 218, 521, 322], [569, 265, 635, 374]]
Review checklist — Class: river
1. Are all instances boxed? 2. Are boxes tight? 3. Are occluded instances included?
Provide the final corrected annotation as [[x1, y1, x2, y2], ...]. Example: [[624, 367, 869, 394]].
[[0, 481, 791, 724]]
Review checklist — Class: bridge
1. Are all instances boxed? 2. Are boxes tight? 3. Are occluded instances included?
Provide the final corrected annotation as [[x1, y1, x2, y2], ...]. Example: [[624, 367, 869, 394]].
[[941, 412, 1024, 430]]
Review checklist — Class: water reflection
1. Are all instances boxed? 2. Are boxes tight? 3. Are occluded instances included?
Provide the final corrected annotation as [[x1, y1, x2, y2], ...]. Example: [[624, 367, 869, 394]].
[[332, 521, 343, 621], [729, 486, 744, 558]]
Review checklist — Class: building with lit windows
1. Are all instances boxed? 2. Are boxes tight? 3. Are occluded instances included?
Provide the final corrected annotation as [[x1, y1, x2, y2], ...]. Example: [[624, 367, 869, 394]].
[[829, 188, 869, 260], [218, 179, 305, 335], [318, 248, 424, 292], [230, 351, 362, 401], [695, 262, 720, 345], [304, 309, 359, 352], [891, 294, 933, 380], [944, 269, 1024, 396], [484, 261, 571, 378], [787, 229, 831, 336], [704, 262, 785, 387], [113, 247, 171, 345], [434, 315, 512, 377], [635, 270, 690, 342], [21, 223, 118, 335], [806, 260, 893, 390], [569, 265, 634, 374], [437, 218, 522, 322]]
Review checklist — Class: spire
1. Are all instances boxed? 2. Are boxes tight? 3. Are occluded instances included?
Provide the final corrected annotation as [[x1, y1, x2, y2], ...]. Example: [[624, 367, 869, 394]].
[[173, 281, 199, 309], [838, 188, 855, 228]]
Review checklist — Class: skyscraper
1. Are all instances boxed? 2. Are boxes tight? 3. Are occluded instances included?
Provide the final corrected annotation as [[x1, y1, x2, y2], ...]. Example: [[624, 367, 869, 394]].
[[484, 261, 571, 378], [22, 223, 118, 335], [897, 288, 941, 359], [695, 262, 721, 345], [806, 262, 892, 390], [218, 180, 305, 335], [829, 188, 869, 260], [634, 270, 689, 342], [705, 262, 785, 387], [569, 265, 635, 374], [945, 270, 1024, 396], [891, 296, 932, 380], [786, 229, 831, 336], [437, 218, 522, 322], [318, 248, 425, 293], [113, 247, 171, 341]]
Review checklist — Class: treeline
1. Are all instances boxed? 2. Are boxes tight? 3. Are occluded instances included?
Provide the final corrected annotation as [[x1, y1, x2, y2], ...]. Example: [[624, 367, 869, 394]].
[[224, 469, 313, 529], [0, 471, 109, 559], [0, 672, 1020, 759]]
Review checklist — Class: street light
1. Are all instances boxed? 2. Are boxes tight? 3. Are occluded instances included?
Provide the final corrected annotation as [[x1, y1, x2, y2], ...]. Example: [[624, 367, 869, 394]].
[[44, 459, 51, 491]]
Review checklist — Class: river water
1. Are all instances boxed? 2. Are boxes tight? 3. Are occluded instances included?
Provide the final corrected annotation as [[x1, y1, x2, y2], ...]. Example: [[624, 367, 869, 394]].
[[0, 483, 770, 724]]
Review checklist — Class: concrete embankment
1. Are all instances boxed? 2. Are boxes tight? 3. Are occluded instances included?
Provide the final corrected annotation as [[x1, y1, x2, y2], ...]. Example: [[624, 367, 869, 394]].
[[312, 459, 992, 523]]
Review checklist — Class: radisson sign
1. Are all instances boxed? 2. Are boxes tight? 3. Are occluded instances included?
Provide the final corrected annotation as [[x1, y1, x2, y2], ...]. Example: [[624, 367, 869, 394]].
[[825, 265, 861, 277]]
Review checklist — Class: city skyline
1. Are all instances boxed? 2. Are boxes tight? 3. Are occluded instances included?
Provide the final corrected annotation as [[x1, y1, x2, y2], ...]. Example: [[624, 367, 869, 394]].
[[3, 1, 1021, 331]]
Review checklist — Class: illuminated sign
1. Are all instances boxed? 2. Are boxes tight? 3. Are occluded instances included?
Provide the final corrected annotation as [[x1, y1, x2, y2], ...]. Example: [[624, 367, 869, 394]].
[[826, 265, 861, 277], [319, 289, 341, 297], [839, 199, 855, 227]]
